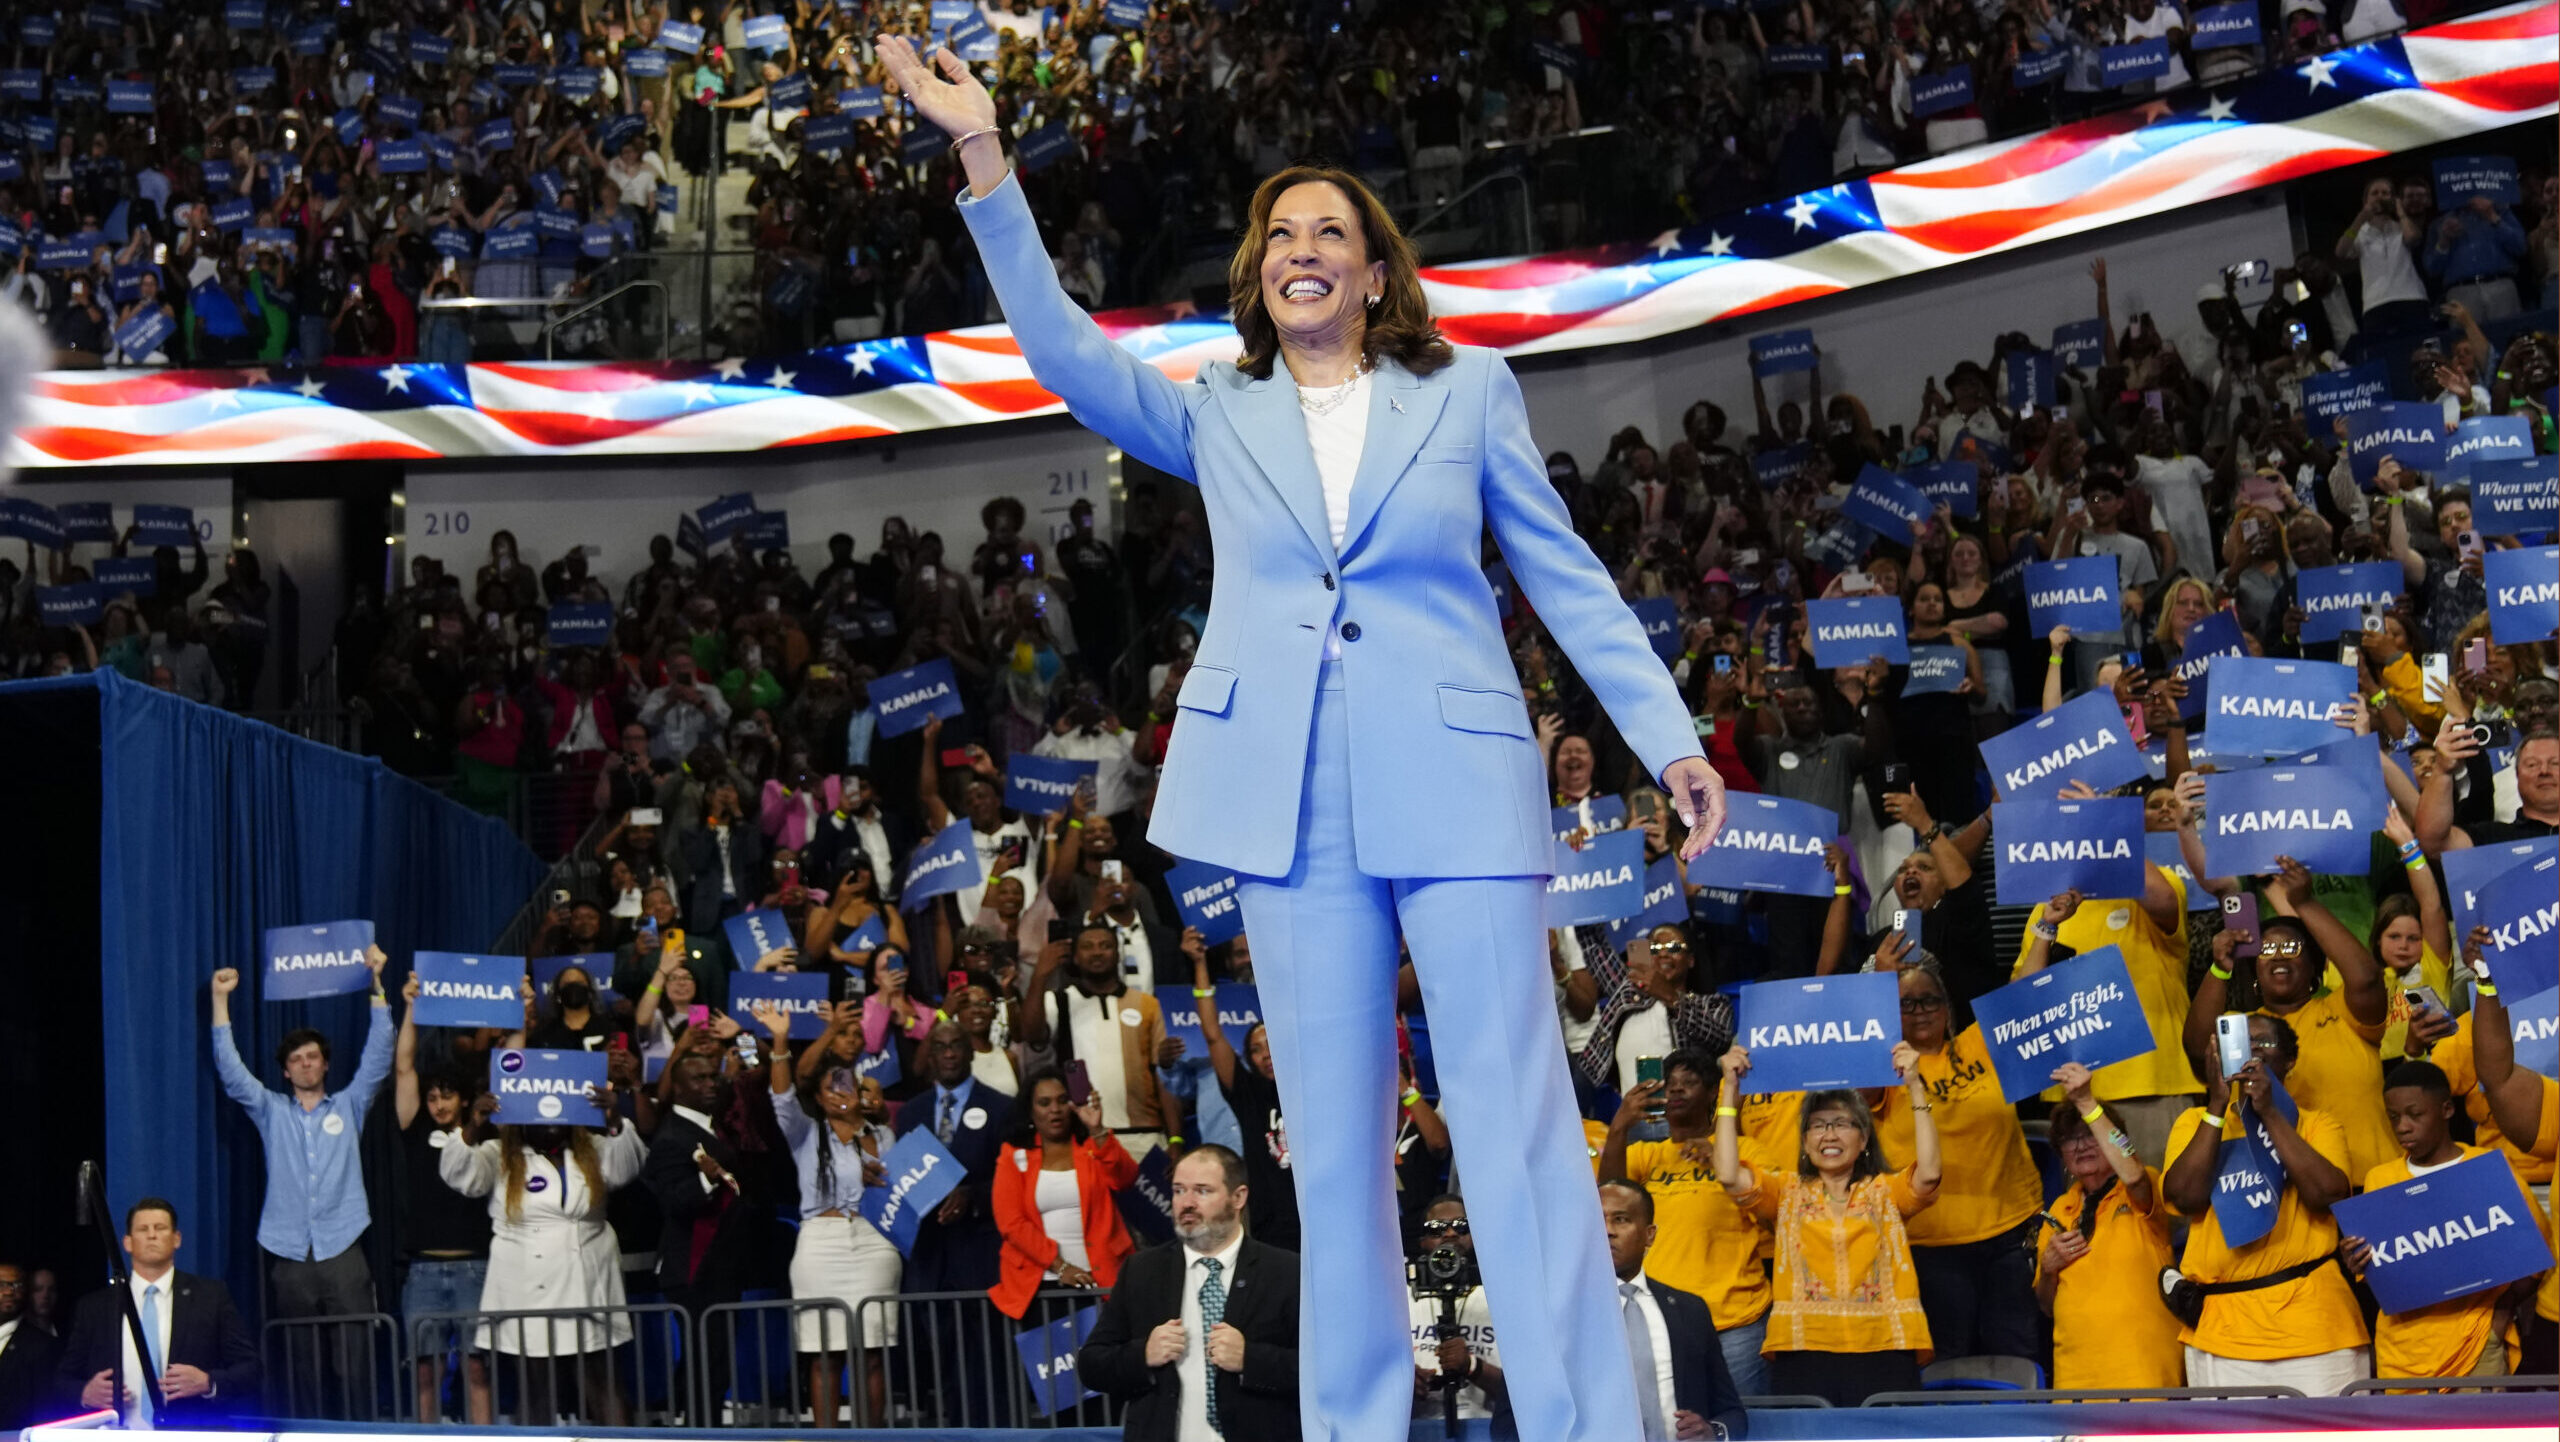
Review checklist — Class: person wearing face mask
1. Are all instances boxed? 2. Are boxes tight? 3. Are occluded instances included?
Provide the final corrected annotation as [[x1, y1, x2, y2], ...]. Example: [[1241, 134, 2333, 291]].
[[2034, 1062, 2184, 1388], [527, 964, 622, 1051], [2184, 864, 2395, 1189], [394, 976, 495, 1423]]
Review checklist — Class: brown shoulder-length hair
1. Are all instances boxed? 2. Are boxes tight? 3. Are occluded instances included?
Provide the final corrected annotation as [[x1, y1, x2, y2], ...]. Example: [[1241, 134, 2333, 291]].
[[1227, 165, 1451, 381]]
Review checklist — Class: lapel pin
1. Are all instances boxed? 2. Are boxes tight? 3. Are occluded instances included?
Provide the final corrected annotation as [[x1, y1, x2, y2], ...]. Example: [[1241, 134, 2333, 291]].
[[1389, 397, 1405, 414]]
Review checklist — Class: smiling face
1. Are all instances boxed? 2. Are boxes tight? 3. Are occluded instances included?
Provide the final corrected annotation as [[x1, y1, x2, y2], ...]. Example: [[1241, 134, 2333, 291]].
[[1801, 1103, 1867, 1177], [1257, 181, 1386, 358], [1554, 736, 1594, 793], [2255, 923, 2314, 1009]]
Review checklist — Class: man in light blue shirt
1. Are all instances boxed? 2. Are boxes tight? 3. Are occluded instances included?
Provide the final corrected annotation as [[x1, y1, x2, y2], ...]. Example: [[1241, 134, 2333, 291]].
[[208, 953, 395, 1411]]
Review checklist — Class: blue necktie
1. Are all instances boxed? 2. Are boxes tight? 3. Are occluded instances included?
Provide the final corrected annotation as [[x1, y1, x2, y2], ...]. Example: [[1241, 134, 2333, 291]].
[[937, 1092, 958, 1144], [137, 1282, 164, 1426], [1198, 1258, 1227, 1432]]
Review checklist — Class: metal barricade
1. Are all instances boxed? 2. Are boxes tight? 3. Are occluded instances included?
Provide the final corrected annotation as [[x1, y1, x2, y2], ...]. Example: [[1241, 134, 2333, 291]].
[[410, 1303, 695, 1426], [1739, 1394, 1835, 1408], [851, 1287, 1121, 1430], [259, 1312, 406, 1422], [2340, 1374, 2560, 1395], [1861, 1384, 2307, 1406], [696, 1297, 860, 1426]]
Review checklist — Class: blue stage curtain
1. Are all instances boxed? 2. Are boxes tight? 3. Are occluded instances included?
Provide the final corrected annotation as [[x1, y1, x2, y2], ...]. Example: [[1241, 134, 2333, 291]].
[[85, 669, 543, 1316]]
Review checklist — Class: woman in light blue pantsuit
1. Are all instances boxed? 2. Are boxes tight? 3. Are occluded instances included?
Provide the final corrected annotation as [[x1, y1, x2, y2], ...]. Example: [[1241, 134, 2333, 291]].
[[881, 39, 1732, 1441]]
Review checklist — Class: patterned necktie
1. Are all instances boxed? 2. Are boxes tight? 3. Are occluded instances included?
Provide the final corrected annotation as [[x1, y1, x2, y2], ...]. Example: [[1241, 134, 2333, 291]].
[[1620, 1279, 1670, 1442], [138, 1282, 164, 1426], [937, 1092, 958, 1144], [1198, 1257, 1227, 1433]]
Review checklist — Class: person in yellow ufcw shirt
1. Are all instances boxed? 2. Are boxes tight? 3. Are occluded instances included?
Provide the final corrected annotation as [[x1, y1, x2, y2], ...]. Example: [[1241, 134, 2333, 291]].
[[2163, 1013, 2371, 1395], [2012, 857, 2200, 1168], [2339, 1061, 2546, 1379], [2183, 859, 2395, 1188], [1713, 1039, 1942, 1408], [2467, 938, 2560, 1376], [2035, 1062, 2186, 1390]]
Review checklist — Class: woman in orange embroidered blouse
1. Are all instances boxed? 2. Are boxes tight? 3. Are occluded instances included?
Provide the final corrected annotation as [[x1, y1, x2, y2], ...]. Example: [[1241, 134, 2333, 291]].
[[1713, 1039, 1941, 1407]]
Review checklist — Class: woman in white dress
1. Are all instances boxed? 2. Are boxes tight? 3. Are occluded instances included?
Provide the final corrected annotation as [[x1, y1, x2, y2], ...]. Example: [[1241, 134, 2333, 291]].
[[439, 1075, 646, 1423], [746, 1002, 901, 1428]]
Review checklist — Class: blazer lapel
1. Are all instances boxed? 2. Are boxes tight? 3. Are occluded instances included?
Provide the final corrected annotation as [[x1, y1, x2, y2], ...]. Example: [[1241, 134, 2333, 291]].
[[1339, 361, 1448, 559], [1213, 370, 1337, 569]]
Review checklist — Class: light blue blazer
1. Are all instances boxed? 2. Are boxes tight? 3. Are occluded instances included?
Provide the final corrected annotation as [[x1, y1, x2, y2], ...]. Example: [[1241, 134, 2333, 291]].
[[957, 174, 1702, 880]]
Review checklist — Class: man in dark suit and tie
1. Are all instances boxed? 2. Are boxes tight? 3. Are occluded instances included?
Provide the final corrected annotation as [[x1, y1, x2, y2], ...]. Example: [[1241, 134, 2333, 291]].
[[893, 1019, 1016, 1426], [1600, 1180, 1746, 1441], [643, 1036, 787, 1412], [1080, 1144, 1300, 1441], [0, 1261, 62, 1429], [54, 1199, 258, 1426]]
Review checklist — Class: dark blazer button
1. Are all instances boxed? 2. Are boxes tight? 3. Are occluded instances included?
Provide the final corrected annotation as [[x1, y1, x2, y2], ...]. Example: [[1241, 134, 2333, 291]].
[[1340, 622, 1362, 642]]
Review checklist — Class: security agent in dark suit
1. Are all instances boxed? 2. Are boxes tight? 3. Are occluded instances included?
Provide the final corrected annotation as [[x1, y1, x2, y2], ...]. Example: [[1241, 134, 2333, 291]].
[[0, 1261, 62, 1430], [55, 1199, 258, 1426], [1080, 1145, 1300, 1441], [1598, 1180, 1746, 1441]]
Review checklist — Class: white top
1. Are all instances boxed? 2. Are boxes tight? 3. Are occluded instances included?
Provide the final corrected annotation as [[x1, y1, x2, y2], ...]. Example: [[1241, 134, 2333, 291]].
[[1619, 1278, 1681, 1436], [1047, 988, 1137, 1128], [1408, 1285, 1502, 1419], [970, 1044, 1019, 1096], [2354, 221, 2429, 310], [1037, 1168, 1088, 1274], [1177, 1231, 1246, 1442], [1301, 371, 1373, 662], [1614, 1007, 1676, 1097]]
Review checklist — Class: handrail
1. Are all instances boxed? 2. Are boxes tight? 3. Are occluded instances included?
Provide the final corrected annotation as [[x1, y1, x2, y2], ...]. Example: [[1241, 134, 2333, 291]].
[[2339, 1374, 2560, 1394], [1405, 169, 1535, 253], [545, 279, 671, 361], [1861, 1384, 2307, 1405]]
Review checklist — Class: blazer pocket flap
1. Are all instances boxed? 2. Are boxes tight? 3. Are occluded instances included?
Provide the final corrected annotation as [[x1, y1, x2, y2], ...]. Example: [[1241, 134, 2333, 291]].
[[1415, 443, 1479, 466], [1438, 684, 1530, 738], [1176, 665, 1239, 716]]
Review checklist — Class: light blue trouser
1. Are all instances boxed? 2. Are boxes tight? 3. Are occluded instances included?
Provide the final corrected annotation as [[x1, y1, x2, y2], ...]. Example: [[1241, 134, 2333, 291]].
[[1238, 663, 1642, 1442], [1719, 1314, 1770, 1400]]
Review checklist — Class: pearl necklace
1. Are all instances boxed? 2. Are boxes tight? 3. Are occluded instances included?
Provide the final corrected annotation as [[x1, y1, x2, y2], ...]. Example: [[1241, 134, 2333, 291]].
[[1296, 359, 1372, 417]]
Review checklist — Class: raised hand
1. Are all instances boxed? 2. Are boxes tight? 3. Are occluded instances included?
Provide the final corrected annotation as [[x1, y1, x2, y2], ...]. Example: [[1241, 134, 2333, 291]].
[[875, 36, 997, 146], [1666, 756, 1730, 861]]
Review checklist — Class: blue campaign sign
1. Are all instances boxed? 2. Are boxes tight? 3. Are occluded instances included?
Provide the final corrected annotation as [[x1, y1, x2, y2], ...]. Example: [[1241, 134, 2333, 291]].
[[952, 13, 998, 58], [476, 117, 516, 152], [1607, 855, 1688, 949], [1553, 795, 1628, 846], [489, 1048, 607, 1126], [413, 950, 528, 1028], [1631, 595, 1681, 660], [697, 491, 758, 541], [0, 497, 63, 547], [409, 30, 452, 64], [2301, 361, 2387, 424], [900, 123, 949, 168], [1005, 753, 1097, 815], [2445, 416, 2533, 481], [94, 558, 155, 596], [2098, 37, 2169, 87], [2432, 155, 2522, 207], [431, 226, 477, 258], [742, 14, 792, 50], [130, 504, 193, 548], [1015, 1304, 1103, 1416], [106, 78, 153, 113], [1749, 328, 1817, 377], [2024, 556, 2119, 637], [901, 818, 985, 910], [1842, 464, 1927, 545], [2012, 44, 2069, 87], [767, 72, 812, 107], [728, 970, 833, 1040], [1116, 1144, 1176, 1243], [860, 1126, 964, 1253], [1763, 42, 1828, 72], [59, 502, 114, 544], [114, 307, 174, 360], [1545, 828, 1645, 927], [2172, 610, 2247, 722], [2469, 456, 2557, 536], [658, 19, 704, 53], [534, 206, 579, 240], [871, 656, 965, 737], [1981, 688, 2147, 798], [376, 139, 429, 173], [855, 1041, 902, 1087], [2201, 758, 2386, 878], [1903, 644, 1967, 697], [1156, 983, 1260, 1056], [1911, 460, 1977, 519], [378, 93, 422, 130], [724, 909, 799, 970], [1806, 596, 1908, 668], [493, 63, 543, 89], [2485, 546, 2558, 645], [2474, 852, 2559, 1000], [840, 85, 884, 118], [210, 198, 252, 232], [2002, 348, 2055, 412], [427, 135, 458, 171], [0, 70, 38, 100], [2442, 836, 2556, 942], [2210, 1133, 2283, 1248], [2513, 986, 2560, 1078], [741, 510, 790, 551], [2333, 1150, 2552, 1315], [1754, 444, 1812, 490], [1103, 0, 1148, 24], [546, 601, 614, 645], [2147, 830, 2214, 911], [262, 920, 377, 1001], [2189, 1, 2262, 47], [803, 113, 853, 156], [1166, 859, 1246, 947], [2345, 403, 2445, 487], [1018, 122, 1073, 172], [623, 46, 669, 78], [1701, 794, 1835, 897], [1909, 64, 1973, 119], [1972, 944, 2155, 1101], [580, 223, 616, 259], [2294, 561, 2401, 645], [530, 952, 619, 1014], [1735, 973, 1899, 1094], [2052, 318, 2104, 367], [291, 20, 331, 55], [2203, 657, 2354, 755], [221, 0, 261, 28], [37, 584, 105, 627], [1990, 797, 2146, 905]]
